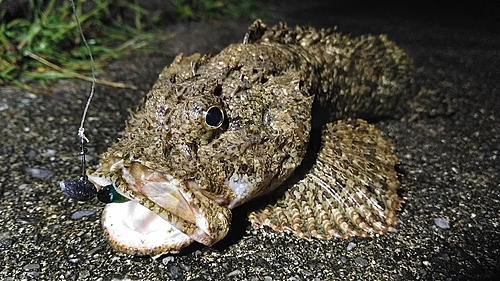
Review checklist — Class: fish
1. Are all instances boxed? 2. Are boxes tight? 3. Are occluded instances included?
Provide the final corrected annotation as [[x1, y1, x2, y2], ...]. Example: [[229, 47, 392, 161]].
[[86, 20, 413, 256]]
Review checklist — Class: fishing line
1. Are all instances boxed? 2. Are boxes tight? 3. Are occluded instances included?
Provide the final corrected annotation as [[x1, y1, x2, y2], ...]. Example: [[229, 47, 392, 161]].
[[71, 0, 96, 143], [59, 0, 99, 201]]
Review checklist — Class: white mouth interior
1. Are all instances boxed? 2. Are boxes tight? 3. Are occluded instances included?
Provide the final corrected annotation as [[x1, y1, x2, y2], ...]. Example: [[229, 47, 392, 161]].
[[102, 200, 193, 255]]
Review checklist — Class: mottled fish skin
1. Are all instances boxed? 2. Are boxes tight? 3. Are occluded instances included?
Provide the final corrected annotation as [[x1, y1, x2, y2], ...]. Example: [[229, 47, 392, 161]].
[[249, 119, 402, 239], [89, 20, 413, 256]]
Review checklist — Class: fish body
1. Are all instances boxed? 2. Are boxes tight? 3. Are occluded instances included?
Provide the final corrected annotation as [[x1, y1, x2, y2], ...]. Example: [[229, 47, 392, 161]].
[[88, 20, 411, 256]]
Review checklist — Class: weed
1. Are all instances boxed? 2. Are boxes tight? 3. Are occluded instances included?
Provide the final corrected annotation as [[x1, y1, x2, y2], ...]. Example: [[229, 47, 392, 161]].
[[0, 0, 161, 93], [0, 0, 264, 94]]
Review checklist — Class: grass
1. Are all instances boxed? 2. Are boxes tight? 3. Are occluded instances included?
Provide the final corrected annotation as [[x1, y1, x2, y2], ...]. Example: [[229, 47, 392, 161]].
[[0, 0, 261, 94]]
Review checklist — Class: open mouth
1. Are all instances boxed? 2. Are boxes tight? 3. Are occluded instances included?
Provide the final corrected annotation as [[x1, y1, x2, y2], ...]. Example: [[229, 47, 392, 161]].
[[102, 200, 193, 256], [88, 160, 231, 256]]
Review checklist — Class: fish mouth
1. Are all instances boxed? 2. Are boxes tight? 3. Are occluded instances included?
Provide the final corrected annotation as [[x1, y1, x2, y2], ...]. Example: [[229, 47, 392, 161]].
[[88, 159, 231, 256], [102, 200, 193, 256]]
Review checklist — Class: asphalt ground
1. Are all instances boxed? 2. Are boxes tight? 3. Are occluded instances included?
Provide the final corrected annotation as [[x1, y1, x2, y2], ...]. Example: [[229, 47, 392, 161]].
[[1, 1, 499, 280]]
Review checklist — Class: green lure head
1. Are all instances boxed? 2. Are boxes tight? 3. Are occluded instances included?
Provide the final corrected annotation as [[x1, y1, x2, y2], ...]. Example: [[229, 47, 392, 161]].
[[97, 184, 130, 203]]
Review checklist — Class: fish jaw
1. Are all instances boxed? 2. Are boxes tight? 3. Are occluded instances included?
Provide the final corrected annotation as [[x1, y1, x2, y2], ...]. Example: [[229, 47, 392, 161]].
[[88, 159, 232, 256], [102, 200, 193, 256]]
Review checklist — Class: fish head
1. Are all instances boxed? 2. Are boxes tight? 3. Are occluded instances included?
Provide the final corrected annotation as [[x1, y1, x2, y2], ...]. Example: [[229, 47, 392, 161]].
[[88, 49, 313, 256]]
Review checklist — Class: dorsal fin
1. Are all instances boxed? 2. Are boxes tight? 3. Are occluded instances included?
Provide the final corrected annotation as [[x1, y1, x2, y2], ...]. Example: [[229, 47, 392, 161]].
[[243, 19, 267, 44]]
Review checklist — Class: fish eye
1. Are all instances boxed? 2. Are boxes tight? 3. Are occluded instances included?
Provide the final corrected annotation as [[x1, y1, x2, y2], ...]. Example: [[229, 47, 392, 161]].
[[205, 106, 224, 128]]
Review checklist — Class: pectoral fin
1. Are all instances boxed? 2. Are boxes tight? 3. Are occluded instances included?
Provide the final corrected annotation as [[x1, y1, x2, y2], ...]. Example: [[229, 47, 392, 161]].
[[249, 119, 402, 239]]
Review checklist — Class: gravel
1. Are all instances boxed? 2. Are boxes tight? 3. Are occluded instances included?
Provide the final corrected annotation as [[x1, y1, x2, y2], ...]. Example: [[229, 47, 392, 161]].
[[1, 1, 499, 280]]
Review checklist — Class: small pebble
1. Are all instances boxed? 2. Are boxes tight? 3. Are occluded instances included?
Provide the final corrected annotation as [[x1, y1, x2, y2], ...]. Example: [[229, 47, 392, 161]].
[[180, 263, 190, 271], [17, 216, 39, 225], [162, 256, 175, 265], [0, 232, 12, 241], [18, 184, 30, 190], [170, 266, 181, 278], [45, 149, 57, 156], [23, 263, 40, 271], [79, 270, 90, 279], [0, 232, 12, 249], [227, 270, 241, 277], [26, 150, 37, 159], [27, 272, 39, 278], [0, 102, 8, 111], [434, 217, 450, 229], [354, 257, 368, 267], [25, 167, 53, 179], [71, 209, 95, 220], [194, 250, 202, 258]]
